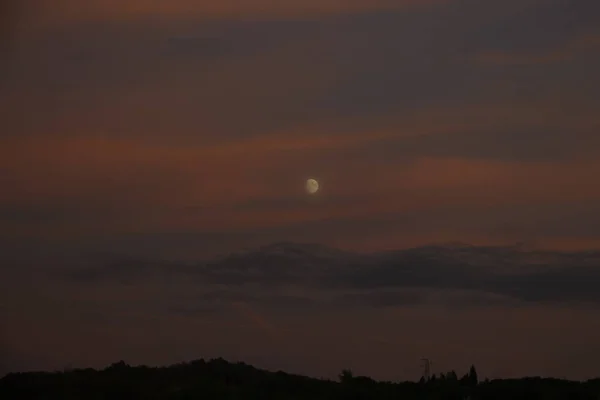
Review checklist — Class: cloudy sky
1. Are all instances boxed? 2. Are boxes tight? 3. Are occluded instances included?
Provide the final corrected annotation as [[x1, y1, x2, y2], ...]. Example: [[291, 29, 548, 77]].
[[1, 0, 600, 382]]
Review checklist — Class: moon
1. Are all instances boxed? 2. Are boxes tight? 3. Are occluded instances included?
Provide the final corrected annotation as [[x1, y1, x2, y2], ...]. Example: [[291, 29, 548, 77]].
[[305, 178, 319, 194]]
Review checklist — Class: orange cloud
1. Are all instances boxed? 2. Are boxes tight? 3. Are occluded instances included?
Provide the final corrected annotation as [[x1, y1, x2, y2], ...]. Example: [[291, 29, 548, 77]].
[[3, 121, 600, 239], [19, 0, 449, 35], [402, 157, 600, 203]]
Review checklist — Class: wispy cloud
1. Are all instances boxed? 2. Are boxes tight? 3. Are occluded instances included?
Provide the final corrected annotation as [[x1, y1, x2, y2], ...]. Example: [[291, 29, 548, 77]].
[[47, 244, 600, 307], [473, 32, 600, 65]]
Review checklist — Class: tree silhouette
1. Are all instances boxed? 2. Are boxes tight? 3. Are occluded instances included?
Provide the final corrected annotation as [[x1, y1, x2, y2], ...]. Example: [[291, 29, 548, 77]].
[[339, 369, 354, 384], [468, 365, 478, 387], [447, 370, 458, 382]]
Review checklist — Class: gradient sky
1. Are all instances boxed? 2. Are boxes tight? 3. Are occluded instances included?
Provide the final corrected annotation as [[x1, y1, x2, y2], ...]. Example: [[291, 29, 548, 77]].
[[2, 0, 600, 381]]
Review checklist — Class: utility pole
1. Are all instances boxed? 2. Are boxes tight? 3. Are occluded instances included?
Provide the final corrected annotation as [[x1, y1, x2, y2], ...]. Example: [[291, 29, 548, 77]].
[[420, 358, 432, 381]]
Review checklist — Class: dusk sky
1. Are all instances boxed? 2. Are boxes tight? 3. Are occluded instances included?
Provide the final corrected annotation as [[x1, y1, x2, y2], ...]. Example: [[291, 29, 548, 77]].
[[2, 0, 600, 382]]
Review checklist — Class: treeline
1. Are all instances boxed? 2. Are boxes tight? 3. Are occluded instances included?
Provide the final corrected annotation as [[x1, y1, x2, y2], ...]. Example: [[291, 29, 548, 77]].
[[1, 358, 600, 399]]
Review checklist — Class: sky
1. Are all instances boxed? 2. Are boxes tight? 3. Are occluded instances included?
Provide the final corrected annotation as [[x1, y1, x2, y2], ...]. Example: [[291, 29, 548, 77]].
[[2, 0, 600, 381]]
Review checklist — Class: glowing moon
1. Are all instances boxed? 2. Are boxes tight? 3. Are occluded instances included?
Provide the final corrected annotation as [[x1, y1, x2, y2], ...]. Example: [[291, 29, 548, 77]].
[[306, 178, 319, 194]]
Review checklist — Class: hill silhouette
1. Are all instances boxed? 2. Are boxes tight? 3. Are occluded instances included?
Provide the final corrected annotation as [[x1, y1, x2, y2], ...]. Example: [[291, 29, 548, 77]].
[[2, 358, 600, 399]]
